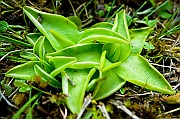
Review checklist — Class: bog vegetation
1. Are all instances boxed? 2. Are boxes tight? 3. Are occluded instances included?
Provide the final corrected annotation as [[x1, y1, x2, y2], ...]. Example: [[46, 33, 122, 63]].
[[0, 0, 179, 118]]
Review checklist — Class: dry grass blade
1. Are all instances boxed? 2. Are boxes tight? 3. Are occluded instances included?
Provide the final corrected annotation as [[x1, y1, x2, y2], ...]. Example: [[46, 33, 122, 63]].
[[76, 94, 92, 119], [110, 100, 140, 119], [98, 102, 110, 119]]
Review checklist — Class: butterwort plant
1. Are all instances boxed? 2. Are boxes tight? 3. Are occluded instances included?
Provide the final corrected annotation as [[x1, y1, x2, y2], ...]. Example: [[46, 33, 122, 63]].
[[5, 6, 174, 114]]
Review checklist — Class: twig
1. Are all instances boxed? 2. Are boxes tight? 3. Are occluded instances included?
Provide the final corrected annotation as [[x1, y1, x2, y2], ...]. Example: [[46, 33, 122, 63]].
[[110, 100, 140, 119], [115, 92, 158, 98], [151, 63, 180, 70], [0, 50, 21, 62], [59, 104, 67, 119], [81, 19, 93, 28], [157, 107, 180, 117], [8, 88, 19, 98], [98, 102, 110, 119], [76, 94, 92, 119], [0, 91, 18, 109], [173, 83, 180, 90], [68, 0, 76, 16]]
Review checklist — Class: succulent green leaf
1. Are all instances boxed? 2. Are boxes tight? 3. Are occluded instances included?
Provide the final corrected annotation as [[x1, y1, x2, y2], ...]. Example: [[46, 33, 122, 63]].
[[109, 9, 132, 62], [19, 86, 31, 92], [69, 61, 99, 69], [34, 64, 61, 88], [26, 33, 55, 53], [39, 60, 54, 73], [100, 58, 121, 72], [13, 80, 31, 92], [33, 36, 45, 59], [1, 83, 12, 96], [117, 43, 131, 62], [68, 16, 82, 30], [86, 68, 97, 92], [93, 59, 125, 100], [79, 28, 128, 42], [87, 78, 98, 92], [20, 51, 39, 61], [47, 56, 76, 77], [102, 61, 121, 72], [110, 44, 120, 62], [50, 29, 75, 48], [5, 61, 40, 80], [130, 27, 153, 54], [93, 68, 126, 100], [103, 43, 131, 63], [102, 43, 119, 59], [144, 42, 155, 51], [114, 54, 174, 94], [64, 68, 91, 114], [99, 51, 107, 70], [61, 71, 69, 95], [23, 6, 80, 51], [91, 22, 113, 30], [78, 35, 129, 44], [112, 9, 130, 41], [14, 80, 29, 87], [47, 44, 102, 63], [48, 56, 76, 69], [26, 33, 42, 46]]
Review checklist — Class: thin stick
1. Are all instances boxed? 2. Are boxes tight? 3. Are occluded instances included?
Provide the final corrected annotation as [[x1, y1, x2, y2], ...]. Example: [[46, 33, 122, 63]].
[[68, 0, 76, 16], [98, 102, 110, 119], [157, 107, 180, 117], [110, 100, 140, 119], [0, 91, 18, 109], [76, 94, 92, 119], [151, 63, 180, 70]]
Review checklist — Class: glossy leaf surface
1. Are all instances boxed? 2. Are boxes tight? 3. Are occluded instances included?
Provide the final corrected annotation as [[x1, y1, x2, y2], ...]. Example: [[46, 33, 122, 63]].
[[91, 22, 113, 29], [20, 51, 39, 61], [50, 29, 75, 48], [5, 61, 40, 80], [79, 28, 128, 42], [47, 44, 102, 63], [93, 59, 126, 100], [130, 27, 153, 54], [112, 9, 130, 40], [93, 69, 126, 100], [23, 6, 80, 51], [48, 56, 76, 77], [78, 35, 129, 44], [26, 33, 55, 53], [64, 68, 91, 114], [114, 54, 174, 94], [113, 9, 132, 62], [33, 36, 45, 59], [34, 64, 61, 88]]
